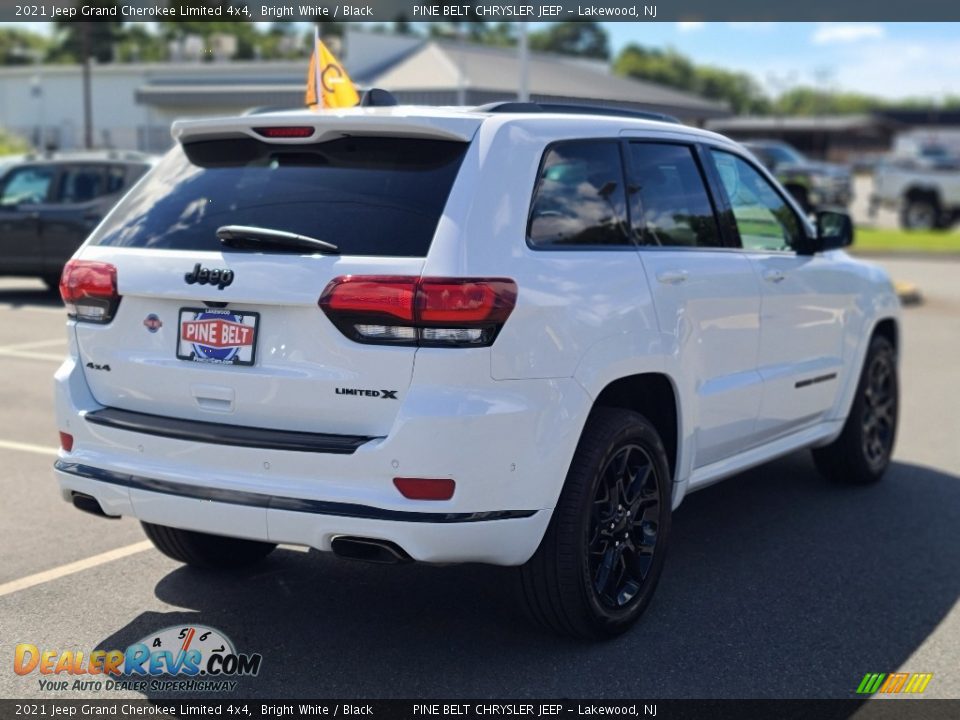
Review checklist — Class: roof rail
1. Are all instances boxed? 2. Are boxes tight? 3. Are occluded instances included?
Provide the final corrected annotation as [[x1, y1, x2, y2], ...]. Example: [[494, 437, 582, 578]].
[[475, 101, 682, 125]]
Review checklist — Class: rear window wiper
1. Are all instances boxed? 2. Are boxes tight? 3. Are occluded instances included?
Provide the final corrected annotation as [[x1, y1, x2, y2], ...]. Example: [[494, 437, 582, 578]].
[[217, 225, 340, 255]]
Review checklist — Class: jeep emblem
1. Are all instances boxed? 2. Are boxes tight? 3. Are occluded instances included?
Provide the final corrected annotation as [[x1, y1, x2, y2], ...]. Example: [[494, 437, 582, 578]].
[[185, 263, 234, 290]]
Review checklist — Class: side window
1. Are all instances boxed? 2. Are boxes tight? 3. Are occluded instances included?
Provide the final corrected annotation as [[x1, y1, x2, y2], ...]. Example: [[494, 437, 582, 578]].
[[528, 141, 630, 248], [0, 166, 55, 207], [626, 143, 721, 248], [56, 166, 107, 204], [105, 166, 128, 195], [709, 150, 802, 252]]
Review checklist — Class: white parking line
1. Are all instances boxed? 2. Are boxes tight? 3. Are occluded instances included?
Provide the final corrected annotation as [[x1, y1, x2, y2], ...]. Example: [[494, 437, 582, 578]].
[[0, 541, 152, 598], [0, 338, 66, 352], [0, 438, 59, 456], [0, 349, 65, 362]]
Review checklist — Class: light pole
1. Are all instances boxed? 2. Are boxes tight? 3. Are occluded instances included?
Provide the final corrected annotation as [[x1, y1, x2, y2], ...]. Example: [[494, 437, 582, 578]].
[[82, 23, 93, 150]]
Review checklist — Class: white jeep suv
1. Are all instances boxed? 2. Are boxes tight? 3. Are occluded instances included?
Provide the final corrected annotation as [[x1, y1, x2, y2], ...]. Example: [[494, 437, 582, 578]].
[[54, 103, 900, 639]]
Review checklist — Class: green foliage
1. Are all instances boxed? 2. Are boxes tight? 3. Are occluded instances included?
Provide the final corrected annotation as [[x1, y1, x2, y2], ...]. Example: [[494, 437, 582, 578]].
[[529, 21, 610, 60], [854, 227, 960, 254], [613, 43, 768, 114], [0, 27, 49, 65], [0, 128, 29, 156], [114, 24, 167, 63], [50, 2, 124, 64], [772, 87, 881, 115]]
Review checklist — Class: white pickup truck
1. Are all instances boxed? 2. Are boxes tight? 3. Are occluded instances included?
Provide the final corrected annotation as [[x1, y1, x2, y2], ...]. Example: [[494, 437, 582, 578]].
[[871, 155, 960, 229]]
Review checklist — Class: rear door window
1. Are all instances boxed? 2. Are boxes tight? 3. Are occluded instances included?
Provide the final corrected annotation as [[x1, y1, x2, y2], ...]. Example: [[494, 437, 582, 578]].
[[527, 140, 631, 248], [55, 166, 107, 204], [625, 142, 721, 248], [89, 137, 468, 257]]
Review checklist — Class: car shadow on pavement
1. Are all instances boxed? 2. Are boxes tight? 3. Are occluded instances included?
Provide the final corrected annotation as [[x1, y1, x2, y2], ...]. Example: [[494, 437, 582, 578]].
[[0, 284, 62, 309], [94, 453, 960, 700]]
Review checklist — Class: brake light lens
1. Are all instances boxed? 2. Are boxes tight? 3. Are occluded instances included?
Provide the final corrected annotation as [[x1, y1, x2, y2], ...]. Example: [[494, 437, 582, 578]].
[[393, 477, 456, 501], [59, 432, 74, 452], [319, 276, 517, 347], [253, 126, 315, 138], [59, 260, 120, 323]]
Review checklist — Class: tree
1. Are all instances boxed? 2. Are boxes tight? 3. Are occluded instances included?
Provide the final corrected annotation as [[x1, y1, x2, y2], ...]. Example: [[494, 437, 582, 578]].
[[772, 87, 881, 116], [114, 24, 166, 62], [0, 128, 29, 156], [529, 21, 609, 60], [0, 27, 49, 65], [613, 45, 696, 90], [613, 43, 769, 115], [49, 1, 124, 63]]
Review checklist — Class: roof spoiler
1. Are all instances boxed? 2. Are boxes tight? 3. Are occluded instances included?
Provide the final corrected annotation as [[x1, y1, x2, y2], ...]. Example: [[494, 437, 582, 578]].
[[172, 112, 480, 145]]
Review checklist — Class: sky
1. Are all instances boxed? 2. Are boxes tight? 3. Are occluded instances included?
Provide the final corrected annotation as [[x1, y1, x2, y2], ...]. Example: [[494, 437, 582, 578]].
[[600, 22, 960, 100], [4, 21, 960, 101]]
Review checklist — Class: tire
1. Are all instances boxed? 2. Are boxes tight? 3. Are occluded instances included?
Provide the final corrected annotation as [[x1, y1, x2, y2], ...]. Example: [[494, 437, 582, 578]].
[[141, 522, 276, 569], [812, 335, 898, 485], [900, 197, 939, 230], [518, 408, 672, 640]]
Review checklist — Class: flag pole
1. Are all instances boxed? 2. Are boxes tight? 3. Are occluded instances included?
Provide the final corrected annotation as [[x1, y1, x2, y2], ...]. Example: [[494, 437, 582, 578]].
[[518, 23, 529, 102], [314, 24, 324, 108]]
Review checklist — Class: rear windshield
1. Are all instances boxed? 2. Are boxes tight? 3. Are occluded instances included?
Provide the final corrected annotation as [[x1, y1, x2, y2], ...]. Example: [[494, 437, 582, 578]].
[[89, 136, 468, 257]]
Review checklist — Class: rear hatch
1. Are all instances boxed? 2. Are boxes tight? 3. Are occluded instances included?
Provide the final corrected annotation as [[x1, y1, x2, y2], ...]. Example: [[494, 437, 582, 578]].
[[68, 114, 478, 437]]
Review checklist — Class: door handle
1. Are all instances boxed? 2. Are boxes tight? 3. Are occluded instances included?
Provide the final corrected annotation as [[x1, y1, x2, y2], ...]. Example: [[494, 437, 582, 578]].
[[763, 270, 786, 284], [656, 270, 688, 285]]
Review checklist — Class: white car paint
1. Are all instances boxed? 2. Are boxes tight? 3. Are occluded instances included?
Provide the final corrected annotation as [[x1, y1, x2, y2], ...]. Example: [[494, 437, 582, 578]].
[[54, 106, 900, 565]]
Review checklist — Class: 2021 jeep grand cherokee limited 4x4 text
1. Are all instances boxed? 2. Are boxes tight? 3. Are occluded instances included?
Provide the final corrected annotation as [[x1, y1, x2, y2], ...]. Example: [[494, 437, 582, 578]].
[[54, 105, 900, 639]]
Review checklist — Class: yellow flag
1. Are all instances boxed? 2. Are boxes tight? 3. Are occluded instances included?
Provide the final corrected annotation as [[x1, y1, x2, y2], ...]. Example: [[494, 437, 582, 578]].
[[305, 34, 360, 109]]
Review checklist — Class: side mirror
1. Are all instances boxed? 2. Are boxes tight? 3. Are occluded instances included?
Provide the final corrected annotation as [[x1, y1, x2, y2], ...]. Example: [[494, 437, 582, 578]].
[[800, 210, 853, 254]]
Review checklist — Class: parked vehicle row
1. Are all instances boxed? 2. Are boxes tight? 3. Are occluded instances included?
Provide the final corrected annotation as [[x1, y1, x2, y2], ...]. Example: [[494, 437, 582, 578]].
[[742, 140, 853, 214], [0, 151, 153, 287], [870, 153, 960, 230]]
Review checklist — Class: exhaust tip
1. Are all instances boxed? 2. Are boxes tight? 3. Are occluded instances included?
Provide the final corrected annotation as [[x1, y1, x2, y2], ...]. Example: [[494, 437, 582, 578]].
[[331, 536, 412, 564], [71, 492, 119, 519]]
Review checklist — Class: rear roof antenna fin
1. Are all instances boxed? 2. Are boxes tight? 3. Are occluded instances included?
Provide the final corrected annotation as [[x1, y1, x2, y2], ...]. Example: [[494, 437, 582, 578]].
[[359, 88, 399, 107]]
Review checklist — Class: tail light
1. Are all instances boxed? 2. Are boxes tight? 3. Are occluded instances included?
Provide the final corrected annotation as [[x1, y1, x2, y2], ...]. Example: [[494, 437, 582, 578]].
[[59, 260, 120, 323], [319, 276, 517, 347], [59, 432, 74, 452]]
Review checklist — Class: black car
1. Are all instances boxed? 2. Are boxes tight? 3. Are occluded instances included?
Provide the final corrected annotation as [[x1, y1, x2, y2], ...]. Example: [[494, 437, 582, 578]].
[[0, 151, 153, 288], [743, 141, 852, 213]]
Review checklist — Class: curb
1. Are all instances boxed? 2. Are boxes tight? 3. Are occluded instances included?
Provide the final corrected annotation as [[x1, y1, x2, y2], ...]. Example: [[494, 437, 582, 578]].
[[894, 281, 923, 306]]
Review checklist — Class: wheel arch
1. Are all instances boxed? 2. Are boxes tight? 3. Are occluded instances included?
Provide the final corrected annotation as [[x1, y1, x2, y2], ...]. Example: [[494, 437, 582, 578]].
[[589, 372, 681, 485], [872, 316, 899, 355], [830, 314, 900, 433]]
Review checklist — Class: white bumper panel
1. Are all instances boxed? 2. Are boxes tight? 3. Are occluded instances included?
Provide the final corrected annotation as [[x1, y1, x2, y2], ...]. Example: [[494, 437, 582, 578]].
[[54, 351, 587, 566], [55, 468, 550, 565]]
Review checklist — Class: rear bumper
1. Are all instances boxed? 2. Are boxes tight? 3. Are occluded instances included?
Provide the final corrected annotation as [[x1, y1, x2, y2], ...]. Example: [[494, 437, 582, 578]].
[[55, 462, 549, 565], [53, 351, 589, 565]]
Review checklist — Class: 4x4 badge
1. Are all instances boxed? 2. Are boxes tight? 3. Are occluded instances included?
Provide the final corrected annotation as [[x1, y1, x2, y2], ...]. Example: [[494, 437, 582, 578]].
[[184, 263, 234, 290]]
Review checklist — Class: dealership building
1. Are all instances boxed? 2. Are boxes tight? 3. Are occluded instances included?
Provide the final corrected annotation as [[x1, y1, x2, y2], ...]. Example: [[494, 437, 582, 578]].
[[0, 29, 730, 153]]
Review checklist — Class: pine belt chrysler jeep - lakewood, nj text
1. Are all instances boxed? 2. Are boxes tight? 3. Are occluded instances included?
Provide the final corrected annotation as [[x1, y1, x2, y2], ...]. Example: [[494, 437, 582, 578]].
[[54, 102, 900, 639]]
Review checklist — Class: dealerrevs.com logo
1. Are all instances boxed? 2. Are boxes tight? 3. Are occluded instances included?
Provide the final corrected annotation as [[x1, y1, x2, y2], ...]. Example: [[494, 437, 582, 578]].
[[14, 625, 262, 693]]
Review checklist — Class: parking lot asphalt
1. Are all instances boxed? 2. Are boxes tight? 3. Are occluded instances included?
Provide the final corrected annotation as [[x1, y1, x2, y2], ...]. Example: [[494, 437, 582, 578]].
[[0, 260, 958, 701]]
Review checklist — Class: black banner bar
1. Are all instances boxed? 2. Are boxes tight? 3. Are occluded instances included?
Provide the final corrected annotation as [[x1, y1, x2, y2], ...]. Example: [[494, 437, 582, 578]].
[[4, 0, 960, 22]]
